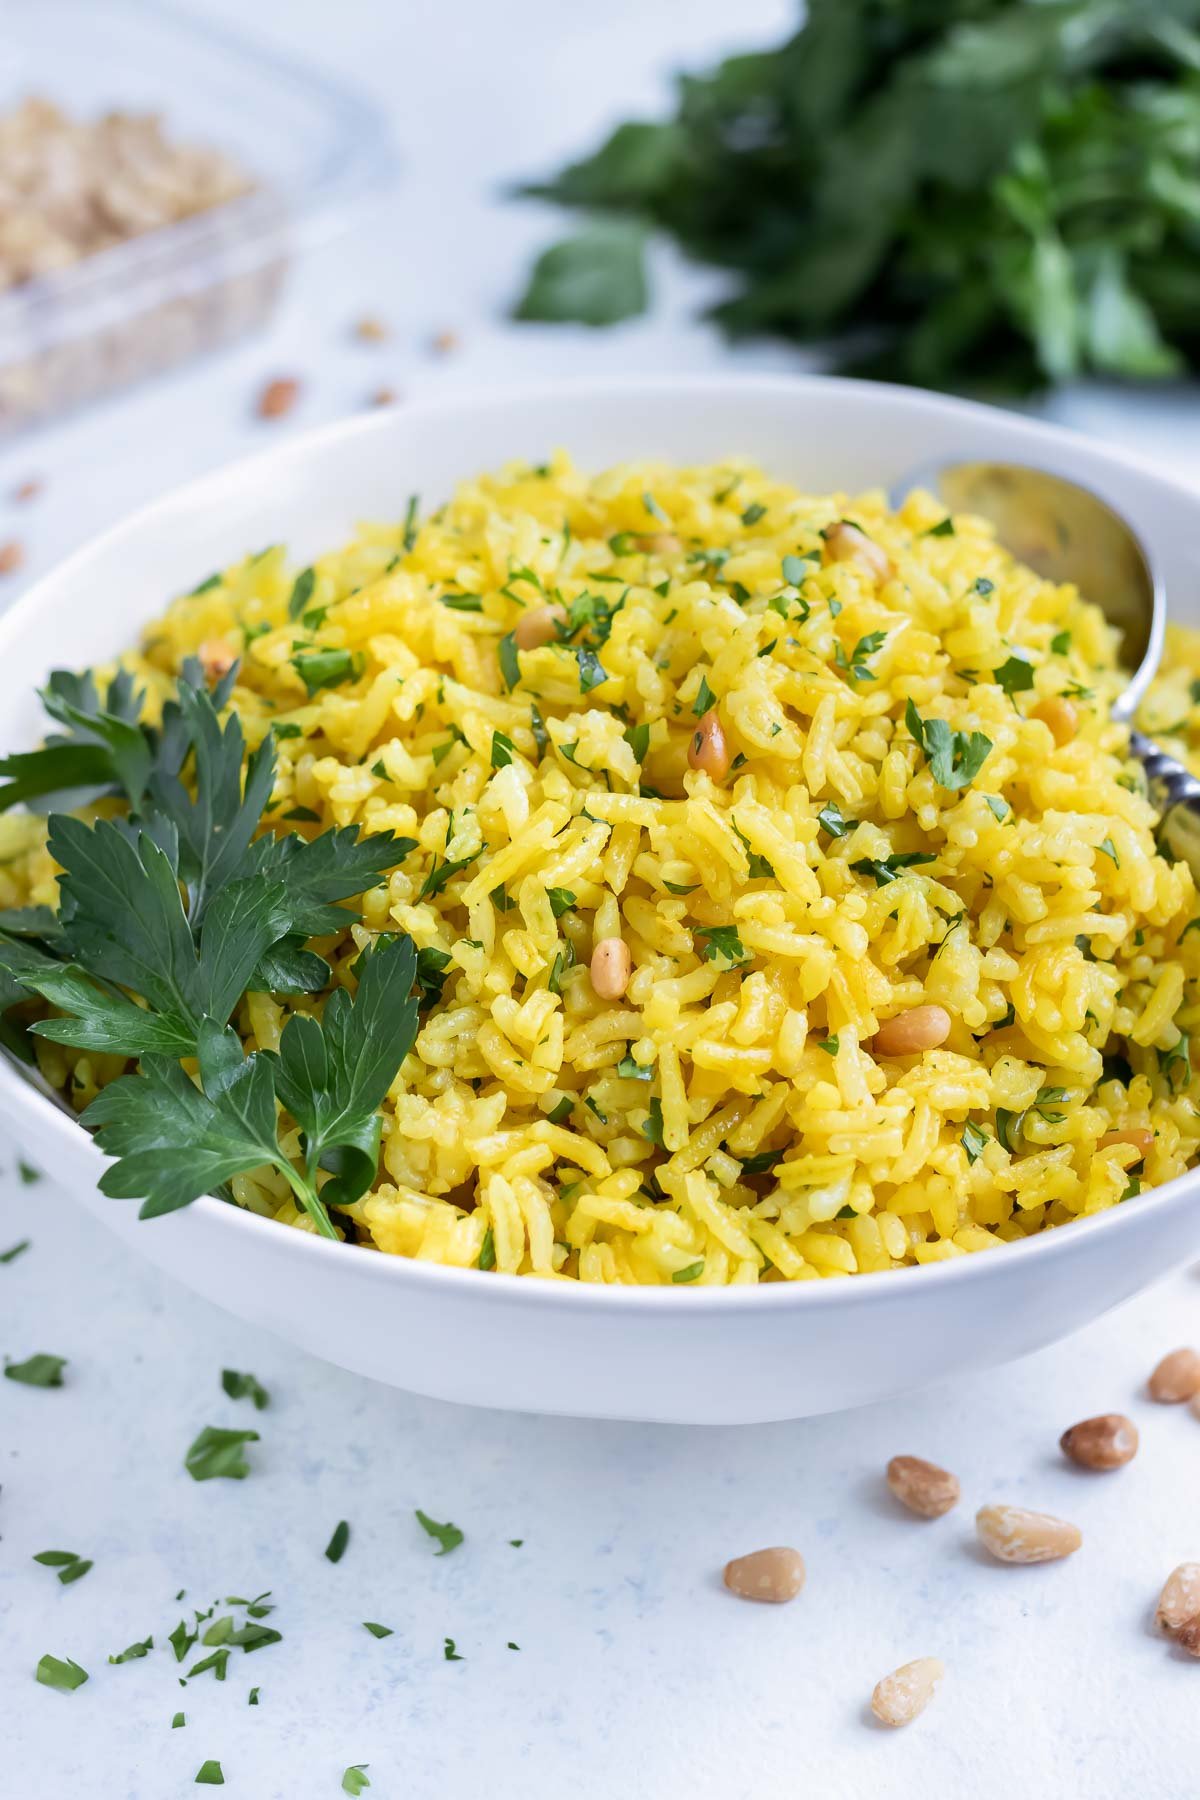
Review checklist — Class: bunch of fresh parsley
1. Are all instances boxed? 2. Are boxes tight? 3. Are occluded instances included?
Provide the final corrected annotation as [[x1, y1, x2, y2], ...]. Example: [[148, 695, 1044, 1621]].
[[0, 661, 419, 1240], [514, 0, 1200, 391]]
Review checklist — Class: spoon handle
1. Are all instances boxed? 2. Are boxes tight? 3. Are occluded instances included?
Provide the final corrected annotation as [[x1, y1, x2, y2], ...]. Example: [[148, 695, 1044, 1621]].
[[1130, 729, 1200, 878]]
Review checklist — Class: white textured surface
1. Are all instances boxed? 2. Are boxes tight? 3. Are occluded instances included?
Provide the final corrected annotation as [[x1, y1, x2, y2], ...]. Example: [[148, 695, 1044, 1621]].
[[2, 2, 1200, 1794]]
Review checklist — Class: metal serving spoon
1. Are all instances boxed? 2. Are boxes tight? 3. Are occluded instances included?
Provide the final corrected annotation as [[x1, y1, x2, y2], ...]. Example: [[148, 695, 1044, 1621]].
[[891, 459, 1200, 876]]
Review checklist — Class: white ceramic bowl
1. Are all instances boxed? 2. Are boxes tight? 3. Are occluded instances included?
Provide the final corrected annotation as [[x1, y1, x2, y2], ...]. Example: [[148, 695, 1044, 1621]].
[[3, 375, 1199, 1425]]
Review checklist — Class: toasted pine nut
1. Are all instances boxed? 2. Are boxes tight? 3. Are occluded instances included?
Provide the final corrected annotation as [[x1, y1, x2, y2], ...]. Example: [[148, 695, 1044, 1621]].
[[1031, 695, 1078, 746], [0, 539, 24, 574], [257, 376, 300, 419], [886, 1455, 960, 1519], [354, 315, 389, 342], [198, 638, 237, 681], [13, 477, 41, 503], [1176, 1618, 1200, 1658], [870, 1658, 943, 1728], [873, 1005, 951, 1058], [634, 532, 682, 556], [371, 386, 399, 408], [688, 708, 731, 779], [1149, 1347, 1200, 1403], [723, 1546, 805, 1603], [1096, 1128, 1154, 1158], [1156, 1563, 1200, 1633], [513, 604, 567, 651], [975, 1504, 1082, 1564], [1059, 1413, 1138, 1471], [590, 937, 631, 1001], [821, 520, 891, 583]]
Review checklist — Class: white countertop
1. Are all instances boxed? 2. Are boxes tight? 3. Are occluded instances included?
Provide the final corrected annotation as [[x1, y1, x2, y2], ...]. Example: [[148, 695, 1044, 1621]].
[[3, 4, 1200, 1795]]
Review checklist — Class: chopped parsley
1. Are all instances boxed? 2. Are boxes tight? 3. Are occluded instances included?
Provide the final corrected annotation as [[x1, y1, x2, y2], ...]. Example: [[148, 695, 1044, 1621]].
[[546, 1097, 574, 1124], [0, 1239, 30, 1264], [617, 1053, 652, 1080], [194, 1762, 225, 1786], [694, 924, 750, 967], [741, 502, 767, 527], [1098, 837, 1120, 866], [184, 1426, 259, 1482], [443, 1638, 465, 1662], [33, 1551, 92, 1585], [109, 1635, 154, 1664], [36, 1654, 88, 1693], [363, 1622, 394, 1639], [173, 1713, 186, 1728], [324, 1520, 351, 1564], [905, 698, 992, 791], [993, 654, 1035, 699], [961, 1122, 989, 1164], [498, 632, 521, 690], [1051, 629, 1072, 654], [5, 1352, 65, 1388], [815, 1036, 839, 1055], [984, 795, 1009, 822], [624, 721, 650, 761], [530, 703, 549, 758], [490, 730, 516, 769], [287, 567, 316, 620], [416, 946, 453, 1007], [402, 494, 420, 553], [925, 517, 955, 537], [643, 491, 670, 524], [672, 1261, 705, 1283], [17, 1160, 41, 1184], [693, 674, 717, 716], [575, 646, 608, 692], [850, 850, 936, 886], [291, 649, 363, 696], [547, 887, 576, 917], [415, 1510, 464, 1556], [343, 1768, 372, 1797], [220, 1369, 269, 1410], [641, 1096, 666, 1149], [418, 849, 480, 901], [817, 802, 849, 839], [440, 592, 484, 612]]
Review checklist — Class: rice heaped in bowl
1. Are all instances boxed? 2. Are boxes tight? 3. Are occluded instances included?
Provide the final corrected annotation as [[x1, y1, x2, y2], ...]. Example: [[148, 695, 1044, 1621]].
[[4, 454, 1200, 1284]]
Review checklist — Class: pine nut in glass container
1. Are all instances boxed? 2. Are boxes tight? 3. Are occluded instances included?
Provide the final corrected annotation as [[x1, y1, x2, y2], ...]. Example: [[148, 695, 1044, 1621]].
[[886, 1455, 960, 1518], [590, 937, 631, 1001], [975, 1504, 1082, 1564], [870, 1658, 944, 1728], [687, 708, 731, 779], [513, 603, 567, 651], [1059, 1413, 1138, 1471], [1149, 1347, 1200, 1403], [872, 1005, 951, 1058], [821, 519, 891, 583], [1031, 695, 1078, 746], [1156, 1563, 1200, 1634], [722, 1546, 805, 1603]]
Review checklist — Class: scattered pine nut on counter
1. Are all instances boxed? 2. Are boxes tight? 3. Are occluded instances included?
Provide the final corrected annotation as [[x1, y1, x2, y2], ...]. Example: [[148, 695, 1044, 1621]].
[[870, 1658, 944, 1728], [1148, 1348, 1200, 1402], [1059, 1413, 1139, 1470], [885, 1455, 960, 1518], [975, 1505, 1082, 1564], [1156, 1564, 1200, 1635], [722, 1547, 806, 1603]]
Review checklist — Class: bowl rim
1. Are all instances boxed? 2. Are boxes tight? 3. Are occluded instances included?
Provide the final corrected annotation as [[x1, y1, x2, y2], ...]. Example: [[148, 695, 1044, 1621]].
[[4, 368, 1199, 1315]]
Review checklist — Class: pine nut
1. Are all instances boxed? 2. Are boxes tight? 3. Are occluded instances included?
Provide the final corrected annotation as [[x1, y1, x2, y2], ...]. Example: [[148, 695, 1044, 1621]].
[[975, 1504, 1082, 1564], [870, 1658, 944, 1728], [872, 1005, 952, 1058], [198, 638, 237, 681], [1096, 1128, 1154, 1158], [1059, 1413, 1138, 1471], [688, 708, 731, 779], [1176, 1619, 1200, 1658], [886, 1455, 960, 1518], [634, 532, 682, 556], [821, 520, 891, 582], [1031, 695, 1078, 746], [257, 376, 300, 419], [590, 937, 631, 1001], [0, 539, 24, 574], [1156, 1563, 1200, 1633], [513, 604, 567, 651], [723, 1546, 805, 1603], [1149, 1347, 1200, 1403]]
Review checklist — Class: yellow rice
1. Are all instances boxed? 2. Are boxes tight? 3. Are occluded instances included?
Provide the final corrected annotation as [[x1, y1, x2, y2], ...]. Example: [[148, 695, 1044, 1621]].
[[6, 452, 1200, 1285]]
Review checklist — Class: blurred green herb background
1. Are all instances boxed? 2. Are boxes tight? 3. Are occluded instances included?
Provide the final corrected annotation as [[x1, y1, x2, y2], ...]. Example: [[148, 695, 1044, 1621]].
[[514, 0, 1200, 391]]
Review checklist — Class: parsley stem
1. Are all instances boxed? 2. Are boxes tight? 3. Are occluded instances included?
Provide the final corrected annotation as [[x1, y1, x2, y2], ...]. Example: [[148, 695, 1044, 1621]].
[[276, 1162, 339, 1241]]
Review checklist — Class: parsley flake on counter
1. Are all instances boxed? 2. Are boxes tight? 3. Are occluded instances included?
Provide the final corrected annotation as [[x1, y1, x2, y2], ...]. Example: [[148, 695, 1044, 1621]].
[[248, 1689, 259, 1706], [443, 1638, 464, 1662], [416, 1510, 464, 1556], [36, 1654, 88, 1693], [362, 1622, 394, 1639], [173, 1713, 186, 1729], [0, 1239, 30, 1264], [184, 1426, 260, 1482], [169, 1621, 198, 1664], [221, 1369, 269, 1411], [33, 1550, 92, 1585], [343, 1768, 372, 1797], [195, 1762, 225, 1786], [325, 1520, 351, 1564], [109, 1636, 154, 1664], [509, 1539, 524, 1548], [17, 1160, 40, 1183], [507, 1642, 521, 1651], [5, 1352, 65, 1387]]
